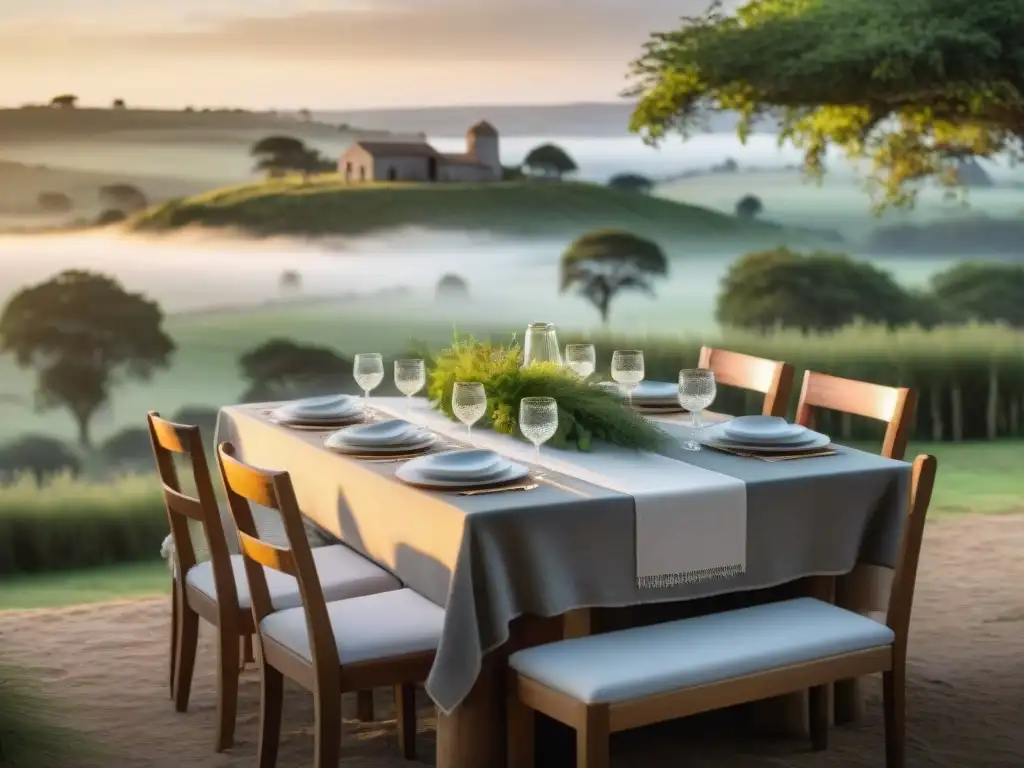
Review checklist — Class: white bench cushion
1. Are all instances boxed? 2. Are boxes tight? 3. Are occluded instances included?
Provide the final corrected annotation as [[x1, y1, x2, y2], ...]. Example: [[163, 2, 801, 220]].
[[260, 588, 444, 665], [185, 543, 401, 611], [508, 598, 895, 704]]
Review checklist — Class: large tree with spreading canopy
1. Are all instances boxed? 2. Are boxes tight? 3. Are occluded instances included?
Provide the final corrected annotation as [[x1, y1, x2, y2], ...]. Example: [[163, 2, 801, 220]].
[[627, 0, 1024, 209]]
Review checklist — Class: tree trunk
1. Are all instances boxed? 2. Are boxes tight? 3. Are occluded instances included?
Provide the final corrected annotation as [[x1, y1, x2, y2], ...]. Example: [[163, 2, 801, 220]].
[[74, 412, 93, 450], [599, 295, 611, 325]]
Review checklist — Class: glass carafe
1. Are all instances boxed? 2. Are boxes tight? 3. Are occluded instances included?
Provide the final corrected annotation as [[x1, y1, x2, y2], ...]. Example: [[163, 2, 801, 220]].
[[521, 322, 562, 368]]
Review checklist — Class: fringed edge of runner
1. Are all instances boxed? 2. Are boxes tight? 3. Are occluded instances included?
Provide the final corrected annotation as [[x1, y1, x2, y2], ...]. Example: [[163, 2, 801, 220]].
[[636, 563, 744, 589]]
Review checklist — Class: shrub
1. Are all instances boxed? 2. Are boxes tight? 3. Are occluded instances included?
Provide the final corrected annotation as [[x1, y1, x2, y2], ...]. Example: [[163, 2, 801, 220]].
[[171, 405, 220, 437], [100, 426, 152, 468], [95, 208, 126, 225], [436, 273, 470, 301], [0, 472, 166, 574], [734, 194, 764, 219], [36, 191, 72, 213], [0, 435, 80, 487]]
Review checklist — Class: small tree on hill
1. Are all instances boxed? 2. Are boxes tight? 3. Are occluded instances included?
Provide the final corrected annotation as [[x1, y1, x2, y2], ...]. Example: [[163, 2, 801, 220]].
[[735, 194, 764, 220], [99, 183, 148, 212], [608, 173, 654, 194], [50, 94, 77, 109], [930, 262, 1024, 328], [279, 269, 302, 292], [523, 143, 578, 179], [560, 229, 669, 325], [436, 273, 469, 301], [239, 339, 352, 401], [37, 191, 72, 213], [250, 135, 334, 182], [0, 270, 175, 448], [112, 98, 126, 109]]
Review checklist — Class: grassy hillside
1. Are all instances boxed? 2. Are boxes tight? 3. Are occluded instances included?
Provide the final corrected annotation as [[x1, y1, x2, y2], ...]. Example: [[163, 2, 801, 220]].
[[130, 177, 793, 243]]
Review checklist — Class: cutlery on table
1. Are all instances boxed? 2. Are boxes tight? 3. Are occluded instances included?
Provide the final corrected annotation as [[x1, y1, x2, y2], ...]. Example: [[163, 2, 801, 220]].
[[457, 483, 538, 496]]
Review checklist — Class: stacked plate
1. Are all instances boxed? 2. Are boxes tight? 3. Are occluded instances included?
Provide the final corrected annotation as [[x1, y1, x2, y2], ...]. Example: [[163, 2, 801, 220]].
[[396, 449, 529, 489], [269, 395, 363, 429], [324, 419, 437, 457], [701, 415, 831, 454], [630, 381, 684, 415]]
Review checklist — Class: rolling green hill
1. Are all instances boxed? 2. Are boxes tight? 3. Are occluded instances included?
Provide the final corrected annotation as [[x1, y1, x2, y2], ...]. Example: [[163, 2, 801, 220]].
[[129, 177, 800, 245]]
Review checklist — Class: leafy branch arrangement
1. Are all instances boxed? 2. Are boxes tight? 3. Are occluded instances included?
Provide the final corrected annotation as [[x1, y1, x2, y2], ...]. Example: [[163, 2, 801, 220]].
[[426, 334, 668, 452]]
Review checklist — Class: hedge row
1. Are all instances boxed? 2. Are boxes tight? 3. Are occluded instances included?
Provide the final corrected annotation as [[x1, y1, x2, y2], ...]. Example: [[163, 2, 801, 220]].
[[568, 323, 1024, 443]]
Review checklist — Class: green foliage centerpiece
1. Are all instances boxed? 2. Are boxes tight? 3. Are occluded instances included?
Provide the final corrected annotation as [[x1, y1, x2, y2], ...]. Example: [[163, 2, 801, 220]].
[[427, 334, 667, 452]]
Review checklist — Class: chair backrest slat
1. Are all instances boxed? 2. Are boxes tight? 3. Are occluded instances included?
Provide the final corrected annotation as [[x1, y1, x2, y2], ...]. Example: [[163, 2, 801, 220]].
[[886, 454, 937, 653], [147, 411, 240, 618], [217, 442, 340, 674], [794, 371, 915, 460], [698, 346, 794, 417]]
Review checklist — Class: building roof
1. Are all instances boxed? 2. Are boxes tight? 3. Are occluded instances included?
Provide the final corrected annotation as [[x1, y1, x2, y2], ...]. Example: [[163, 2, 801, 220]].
[[349, 141, 440, 158], [467, 121, 498, 137]]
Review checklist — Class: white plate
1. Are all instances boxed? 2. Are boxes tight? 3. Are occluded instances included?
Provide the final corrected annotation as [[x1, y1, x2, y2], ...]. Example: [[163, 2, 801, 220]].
[[407, 449, 509, 480], [631, 381, 678, 402], [324, 432, 437, 455], [333, 419, 425, 447], [396, 460, 529, 489], [723, 415, 807, 443], [272, 394, 361, 421], [701, 422, 831, 453], [272, 415, 363, 429], [636, 404, 686, 414]]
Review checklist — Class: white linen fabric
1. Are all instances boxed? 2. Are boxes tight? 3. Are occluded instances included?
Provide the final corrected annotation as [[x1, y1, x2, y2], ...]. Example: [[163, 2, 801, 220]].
[[373, 398, 748, 588]]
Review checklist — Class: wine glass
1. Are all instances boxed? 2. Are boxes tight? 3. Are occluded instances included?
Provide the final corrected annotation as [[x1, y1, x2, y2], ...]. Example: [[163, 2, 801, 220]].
[[452, 381, 487, 443], [678, 368, 717, 451], [611, 350, 645, 406], [394, 358, 426, 413], [353, 353, 384, 417], [519, 396, 558, 474], [565, 343, 596, 379]]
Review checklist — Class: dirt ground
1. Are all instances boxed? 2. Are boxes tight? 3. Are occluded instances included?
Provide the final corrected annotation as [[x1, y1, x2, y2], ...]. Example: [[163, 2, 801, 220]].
[[1, 514, 1022, 768]]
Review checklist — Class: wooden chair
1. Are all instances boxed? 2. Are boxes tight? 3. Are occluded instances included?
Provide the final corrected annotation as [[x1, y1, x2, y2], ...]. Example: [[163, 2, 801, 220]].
[[216, 441, 444, 767], [794, 370, 916, 460], [698, 346, 794, 417], [149, 412, 400, 751], [507, 454, 937, 768]]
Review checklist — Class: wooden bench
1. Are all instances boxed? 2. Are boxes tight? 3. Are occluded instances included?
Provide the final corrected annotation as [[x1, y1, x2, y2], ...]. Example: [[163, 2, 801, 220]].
[[507, 454, 936, 768]]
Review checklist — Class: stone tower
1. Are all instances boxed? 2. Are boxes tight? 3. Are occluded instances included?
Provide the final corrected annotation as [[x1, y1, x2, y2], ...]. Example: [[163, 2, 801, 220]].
[[466, 121, 501, 180]]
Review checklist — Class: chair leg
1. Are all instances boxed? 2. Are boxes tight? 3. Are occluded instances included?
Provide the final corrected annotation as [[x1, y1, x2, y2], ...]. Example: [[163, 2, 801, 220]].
[[507, 683, 535, 768], [241, 634, 256, 668], [394, 684, 417, 759], [313, 689, 342, 768], [173, 600, 199, 713], [808, 684, 829, 751], [356, 689, 375, 721], [883, 665, 906, 768], [169, 581, 178, 699], [577, 706, 610, 768], [215, 626, 241, 752], [257, 661, 284, 768]]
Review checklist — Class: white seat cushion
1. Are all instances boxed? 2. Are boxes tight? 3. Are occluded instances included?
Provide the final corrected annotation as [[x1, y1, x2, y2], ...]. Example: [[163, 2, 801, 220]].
[[185, 543, 401, 611], [508, 598, 895, 704], [260, 588, 444, 665]]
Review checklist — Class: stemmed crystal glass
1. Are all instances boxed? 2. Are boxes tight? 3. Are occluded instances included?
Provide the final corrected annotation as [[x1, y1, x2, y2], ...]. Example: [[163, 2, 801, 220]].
[[564, 343, 596, 379], [611, 350, 645, 406], [394, 358, 426, 413], [678, 368, 717, 451], [353, 353, 384, 417], [519, 396, 558, 475], [452, 381, 487, 443]]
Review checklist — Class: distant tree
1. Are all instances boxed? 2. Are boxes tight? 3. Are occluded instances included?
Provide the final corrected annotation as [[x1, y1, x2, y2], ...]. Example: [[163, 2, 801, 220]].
[[95, 208, 127, 226], [713, 158, 739, 173], [184, 106, 195, 112], [250, 135, 333, 182], [435, 273, 470, 301], [502, 165, 526, 181], [238, 339, 352, 401], [0, 270, 175, 448], [100, 426, 151, 468], [735, 194, 764, 220], [560, 229, 669, 325], [930, 262, 1024, 328], [522, 143, 578, 179], [279, 269, 301, 292], [0, 435, 80, 486], [112, 98, 126, 109], [98, 183, 148, 212], [170, 405, 219, 437], [49, 94, 77, 109], [299, 108, 312, 122], [716, 247, 919, 333], [608, 173, 654, 194], [37, 191, 72, 213]]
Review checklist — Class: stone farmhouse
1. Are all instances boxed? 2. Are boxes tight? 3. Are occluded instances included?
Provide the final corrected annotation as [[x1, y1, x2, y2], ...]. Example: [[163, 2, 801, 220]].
[[337, 121, 501, 183]]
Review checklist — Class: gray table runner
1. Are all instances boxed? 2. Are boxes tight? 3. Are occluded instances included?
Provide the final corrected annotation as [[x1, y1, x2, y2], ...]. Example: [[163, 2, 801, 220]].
[[215, 401, 910, 715]]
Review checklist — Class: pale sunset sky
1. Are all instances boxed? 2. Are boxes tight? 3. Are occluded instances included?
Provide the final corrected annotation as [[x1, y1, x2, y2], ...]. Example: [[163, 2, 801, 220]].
[[0, 0, 721, 110]]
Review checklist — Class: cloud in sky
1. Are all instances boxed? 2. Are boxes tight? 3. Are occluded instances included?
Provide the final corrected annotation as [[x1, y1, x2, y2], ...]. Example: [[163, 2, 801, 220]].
[[0, 0, 726, 107]]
